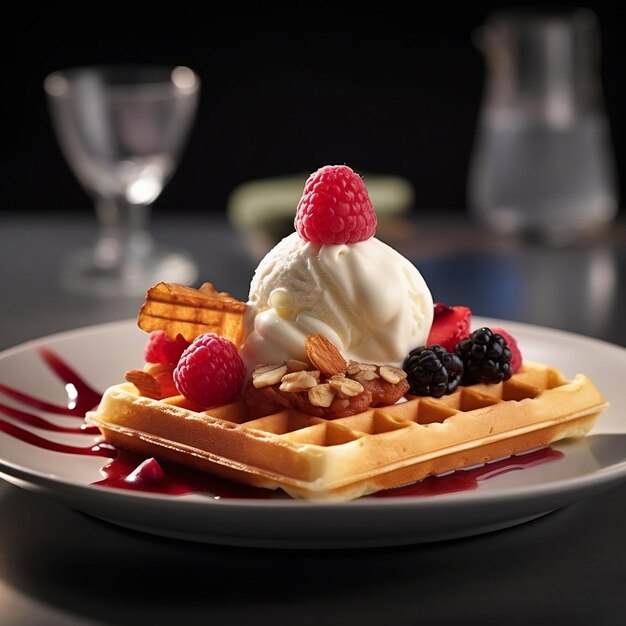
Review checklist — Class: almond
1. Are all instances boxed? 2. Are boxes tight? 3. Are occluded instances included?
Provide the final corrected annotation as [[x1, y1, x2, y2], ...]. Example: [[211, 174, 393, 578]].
[[286, 359, 312, 372], [305, 335, 346, 378], [252, 363, 288, 388], [328, 375, 364, 398], [379, 365, 408, 384], [125, 363, 178, 399], [144, 362, 178, 396], [308, 383, 336, 407], [125, 369, 162, 399], [279, 371, 319, 392], [346, 361, 377, 375], [352, 369, 380, 383]]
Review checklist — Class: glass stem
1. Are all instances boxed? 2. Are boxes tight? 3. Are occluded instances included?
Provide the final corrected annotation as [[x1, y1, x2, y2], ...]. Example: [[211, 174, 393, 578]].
[[92, 197, 154, 270]]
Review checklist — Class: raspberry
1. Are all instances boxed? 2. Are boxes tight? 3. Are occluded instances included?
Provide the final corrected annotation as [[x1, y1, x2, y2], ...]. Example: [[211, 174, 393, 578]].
[[426, 303, 472, 352], [173, 333, 245, 407], [294, 164, 377, 244], [490, 327, 523, 374], [144, 330, 190, 365], [127, 458, 165, 486]]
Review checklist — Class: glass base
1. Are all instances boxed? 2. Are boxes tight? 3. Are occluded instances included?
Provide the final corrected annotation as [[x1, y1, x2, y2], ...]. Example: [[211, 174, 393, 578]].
[[60, 243, 198, 297]]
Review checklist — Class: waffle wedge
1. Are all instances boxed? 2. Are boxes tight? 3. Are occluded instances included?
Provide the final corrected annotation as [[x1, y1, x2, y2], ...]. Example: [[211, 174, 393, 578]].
[[88, 362, 608, 501]]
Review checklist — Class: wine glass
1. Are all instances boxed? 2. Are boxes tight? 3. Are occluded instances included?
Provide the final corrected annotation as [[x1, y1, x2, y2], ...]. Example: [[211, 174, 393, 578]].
[[44, 65, 200, 296]]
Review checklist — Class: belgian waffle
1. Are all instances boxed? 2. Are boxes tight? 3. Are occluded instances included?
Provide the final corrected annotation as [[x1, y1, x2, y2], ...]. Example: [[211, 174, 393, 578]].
[[88, 361, 608, 501]]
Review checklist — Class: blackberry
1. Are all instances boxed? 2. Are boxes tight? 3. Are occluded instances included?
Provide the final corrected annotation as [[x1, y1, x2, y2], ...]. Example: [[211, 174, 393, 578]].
[[403, 345, 464, 398], [455, 327, 513, 385]]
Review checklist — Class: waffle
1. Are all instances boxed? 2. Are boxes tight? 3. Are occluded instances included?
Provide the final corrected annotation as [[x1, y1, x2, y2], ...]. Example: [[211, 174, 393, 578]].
[[87, 361, 608, 501]]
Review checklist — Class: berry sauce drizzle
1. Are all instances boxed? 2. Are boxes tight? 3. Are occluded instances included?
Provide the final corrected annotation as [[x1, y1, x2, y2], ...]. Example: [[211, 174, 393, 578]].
[[93, 450, 270, 498], [0, 348, 102, 416], [376, 447, 564, 498], [0, 348, 564, 501]]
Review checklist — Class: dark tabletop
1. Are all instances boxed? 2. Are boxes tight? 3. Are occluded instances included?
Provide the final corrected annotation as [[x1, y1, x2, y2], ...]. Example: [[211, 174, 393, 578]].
[[1, 211, 625, 626]]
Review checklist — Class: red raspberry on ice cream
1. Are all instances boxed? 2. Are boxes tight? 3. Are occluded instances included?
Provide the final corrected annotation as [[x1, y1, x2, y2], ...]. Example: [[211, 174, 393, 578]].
[[295, 164, 377, 244], [173, 333, 245, 407]]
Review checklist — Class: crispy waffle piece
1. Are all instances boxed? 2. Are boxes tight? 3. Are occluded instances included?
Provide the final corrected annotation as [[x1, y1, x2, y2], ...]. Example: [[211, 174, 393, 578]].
[[137, 282, 247, 346], [88, 362, 608, 501]]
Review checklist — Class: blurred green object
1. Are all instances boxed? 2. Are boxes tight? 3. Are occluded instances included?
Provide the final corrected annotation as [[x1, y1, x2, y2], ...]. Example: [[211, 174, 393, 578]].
[[227, 172, 415, 259]]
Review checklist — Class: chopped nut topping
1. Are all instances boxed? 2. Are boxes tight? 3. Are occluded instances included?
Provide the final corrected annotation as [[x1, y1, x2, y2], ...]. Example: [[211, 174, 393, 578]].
[[253, 363, 282, 375], [346, 361, 361, 375], [328, 375, 364, 398], [279, 371, 319, 392], [252, 363, 288, 388], [352, 369, 380, 383], [379, 365, 408, 384], [308, 384, 336, 407], [347, 361, 377, 375], [286, 359, 311, 372]]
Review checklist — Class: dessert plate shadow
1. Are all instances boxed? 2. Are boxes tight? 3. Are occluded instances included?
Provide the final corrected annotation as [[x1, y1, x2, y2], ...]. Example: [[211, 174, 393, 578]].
[[0, 318, 625, 549]]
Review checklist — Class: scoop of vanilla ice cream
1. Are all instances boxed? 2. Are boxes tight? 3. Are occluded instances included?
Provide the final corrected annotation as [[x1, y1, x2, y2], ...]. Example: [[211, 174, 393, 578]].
[[239, 232, 433, 371]]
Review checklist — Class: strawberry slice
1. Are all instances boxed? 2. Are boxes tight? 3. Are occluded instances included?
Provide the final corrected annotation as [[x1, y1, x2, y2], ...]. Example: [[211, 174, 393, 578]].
[[491, 327, 523, 373], [427, 303, 472, 352]]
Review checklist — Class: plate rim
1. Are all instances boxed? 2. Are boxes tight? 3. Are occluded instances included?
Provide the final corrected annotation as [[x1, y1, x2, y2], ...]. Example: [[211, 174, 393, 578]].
[[3, 316, 626, 547], [0, 316, 625, 511]]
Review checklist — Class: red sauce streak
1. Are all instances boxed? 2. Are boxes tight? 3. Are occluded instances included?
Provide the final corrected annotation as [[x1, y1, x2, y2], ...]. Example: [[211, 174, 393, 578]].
[[0, 402, 99, 433], [0, 348, 101, 416], [0, 348, 270, 498], [0, 419, 113, 456], [377, 447, 564, 498], [0, 349, 564, 501], [93, 450, 271, 498]]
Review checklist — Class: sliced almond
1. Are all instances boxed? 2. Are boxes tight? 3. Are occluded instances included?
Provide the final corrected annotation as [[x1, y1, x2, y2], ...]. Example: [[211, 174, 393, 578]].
[[305, 335, 346, 378], [328, 375, 364, 398], [346, 361, 377, 375], [352, 369, 380, 383], [279, 371, 319, 392], [252, 363, 288, 388], [346, 361, 359, 375], [308, 370, 321, 382], [286, 359, 311, 373], [253, 363, 283, 376], [308, 383, 335, 407], [379, 365, 408, 384]]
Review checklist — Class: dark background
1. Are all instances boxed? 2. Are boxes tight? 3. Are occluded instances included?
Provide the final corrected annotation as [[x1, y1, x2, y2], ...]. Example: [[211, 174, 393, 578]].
[[2, 2, 625, 217]]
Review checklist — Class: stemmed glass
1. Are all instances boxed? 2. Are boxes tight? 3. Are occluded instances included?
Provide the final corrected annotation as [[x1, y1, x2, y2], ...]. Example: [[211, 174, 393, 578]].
[[44, 65, 200, 296]]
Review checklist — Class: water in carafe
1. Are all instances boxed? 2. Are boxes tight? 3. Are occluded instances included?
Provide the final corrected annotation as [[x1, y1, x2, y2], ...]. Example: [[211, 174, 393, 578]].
[[468, 9, 618, 239]]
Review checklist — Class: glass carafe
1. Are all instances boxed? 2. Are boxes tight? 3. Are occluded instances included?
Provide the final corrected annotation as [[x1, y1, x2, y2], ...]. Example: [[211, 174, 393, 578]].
[[468, 9, 618, 240]]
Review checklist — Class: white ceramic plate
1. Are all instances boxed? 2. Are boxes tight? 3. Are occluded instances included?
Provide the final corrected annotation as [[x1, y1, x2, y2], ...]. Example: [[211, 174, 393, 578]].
[[0, 318, 625, 549]]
